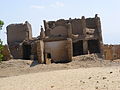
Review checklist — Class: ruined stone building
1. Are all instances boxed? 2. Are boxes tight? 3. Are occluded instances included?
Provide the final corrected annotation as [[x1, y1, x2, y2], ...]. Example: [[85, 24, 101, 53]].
[[7, 21, 37, 60], [6, 14, 104, 63]]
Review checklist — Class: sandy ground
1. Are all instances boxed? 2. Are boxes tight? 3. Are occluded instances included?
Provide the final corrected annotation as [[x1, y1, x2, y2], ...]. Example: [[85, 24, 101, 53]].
[[0, 59, 120, 78], [0, 56, 120, 90], [0, 66, 120, 90]]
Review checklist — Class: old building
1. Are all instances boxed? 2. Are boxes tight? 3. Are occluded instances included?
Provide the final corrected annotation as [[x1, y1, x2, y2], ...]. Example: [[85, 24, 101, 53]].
[[6, 21, 38, 60], [6, 14, 104, 63]]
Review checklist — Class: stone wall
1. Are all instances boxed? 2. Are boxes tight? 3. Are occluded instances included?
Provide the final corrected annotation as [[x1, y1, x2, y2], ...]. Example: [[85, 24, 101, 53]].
[[43, 14, 103, 59], [103, 45, 113, 60], [44, 40, 71, 63], [103, 45, 120, 60], [50, 26, 68, 37], [71, 19, 83, 35], [7, 21, 32, 44], [37, 40, 44, 63], [31, 41, 37, 60], [9, 43, 23, 59], [6, 21, 33, 59]]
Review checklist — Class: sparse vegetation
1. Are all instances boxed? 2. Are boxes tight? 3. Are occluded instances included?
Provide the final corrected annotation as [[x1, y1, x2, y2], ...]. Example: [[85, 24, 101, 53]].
[[0, 20, 4, 62], [0, 20, 4, 30], [0, 40, 3, 62]]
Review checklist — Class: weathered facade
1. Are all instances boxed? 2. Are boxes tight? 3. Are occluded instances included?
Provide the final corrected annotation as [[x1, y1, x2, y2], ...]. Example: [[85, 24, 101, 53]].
[[6, 21, 37, 59], [103, 44, 120, 60], [41, 14, 103, 63], [6, 14, 104, 63]]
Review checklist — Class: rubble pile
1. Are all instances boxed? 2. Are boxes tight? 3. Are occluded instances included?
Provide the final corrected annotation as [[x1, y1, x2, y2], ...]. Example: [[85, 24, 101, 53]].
[[72, 54, 99, 61]]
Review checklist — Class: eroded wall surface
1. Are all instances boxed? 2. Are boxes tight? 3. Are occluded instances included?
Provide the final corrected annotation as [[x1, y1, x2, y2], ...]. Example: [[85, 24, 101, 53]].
[[6, 21, 33, 59], [45, 40, 68, 62], [103, 45, 120, 60], [43, 15, 103, 58], [7, 21, 32, 44]]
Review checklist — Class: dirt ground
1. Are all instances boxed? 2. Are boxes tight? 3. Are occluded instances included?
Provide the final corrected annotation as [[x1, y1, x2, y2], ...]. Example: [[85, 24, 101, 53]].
[[0, 55, 120, 90], [0, 64, 120, 90], [0, 55, 120, 78]]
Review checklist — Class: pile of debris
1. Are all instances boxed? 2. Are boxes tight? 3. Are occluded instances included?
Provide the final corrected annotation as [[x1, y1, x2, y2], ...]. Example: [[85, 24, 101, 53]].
[[72, 54, 99, 61]]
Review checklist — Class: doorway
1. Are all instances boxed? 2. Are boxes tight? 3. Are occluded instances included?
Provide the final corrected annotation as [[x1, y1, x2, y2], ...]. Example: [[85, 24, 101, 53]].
[[23, 44, 31, 60], [88, 40, 100, 54], [73, 40, 83, 56]]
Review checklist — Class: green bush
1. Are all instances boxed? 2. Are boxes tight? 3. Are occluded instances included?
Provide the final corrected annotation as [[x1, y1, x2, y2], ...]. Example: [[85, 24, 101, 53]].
[[0, 20, 4, 62], [0, 20, 4, 30], [0, 39, 3, 62]]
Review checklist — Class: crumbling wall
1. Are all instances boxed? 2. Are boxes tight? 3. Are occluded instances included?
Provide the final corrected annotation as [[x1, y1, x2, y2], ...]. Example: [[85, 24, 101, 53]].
[[50, 26, 68, 37], [71, 19, 83, 35], [103, 45, 113, 60], [9, 43, 23, 59], [6, 21, 32, 44], [31, 41, 37, 60], [112, 45, 120, 59], [103, 45, 120, 60], [45, 40, 70, 63], [2, 45, 13, 61], [37, 40, 44, 63], [7, 21, 33, 59], [44, 15, 103, 59]]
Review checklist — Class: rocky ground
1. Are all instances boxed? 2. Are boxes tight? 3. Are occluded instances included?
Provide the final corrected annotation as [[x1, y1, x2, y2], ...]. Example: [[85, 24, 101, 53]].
[[0, 54, 120, 90], [0, 54, 120, 78], [0, 65, 120, 90]]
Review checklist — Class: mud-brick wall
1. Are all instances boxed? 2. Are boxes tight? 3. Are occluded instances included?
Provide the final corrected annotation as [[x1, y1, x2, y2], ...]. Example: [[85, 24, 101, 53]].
[[45, 40, 70, 62], [37, 40, 44, 63], [103, 45, 120, 60], [31, 41, 37, 60], [6, 21, 32, 44], [103, 45, 113, 60], [9, 44, 23, 59], [112, 45, 120, 59]]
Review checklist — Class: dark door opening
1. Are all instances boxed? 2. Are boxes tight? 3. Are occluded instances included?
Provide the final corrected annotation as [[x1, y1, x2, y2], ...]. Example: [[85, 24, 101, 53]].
[[23, 44, 31, 60], [47, 53, 51, 59], [73, 40, 83, 56], [88, 40, 100, 54]]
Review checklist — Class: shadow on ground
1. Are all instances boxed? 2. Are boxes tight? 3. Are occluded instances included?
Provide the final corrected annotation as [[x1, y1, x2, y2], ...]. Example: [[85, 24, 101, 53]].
[[30, 60, 39, 67]]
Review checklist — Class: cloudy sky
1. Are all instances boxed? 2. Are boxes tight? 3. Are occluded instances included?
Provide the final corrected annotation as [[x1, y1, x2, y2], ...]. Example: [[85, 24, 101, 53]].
[[0, 0, 120, 44]]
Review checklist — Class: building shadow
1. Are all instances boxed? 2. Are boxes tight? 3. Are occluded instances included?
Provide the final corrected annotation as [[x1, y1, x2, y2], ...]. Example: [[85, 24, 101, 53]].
[[30, 60, 39, 67]]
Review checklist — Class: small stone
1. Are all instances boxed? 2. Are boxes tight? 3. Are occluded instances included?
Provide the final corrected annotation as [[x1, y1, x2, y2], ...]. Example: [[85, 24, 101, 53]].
[[88, 77, 92, 79], [83, 81, 85, 83], [103, 77, 107, 80], [51, 85, 54, 88], [95, 86, 98, 89], [80, 80, 82, 82], [96, 81, 99, 83], [110, 71, 113, 74]]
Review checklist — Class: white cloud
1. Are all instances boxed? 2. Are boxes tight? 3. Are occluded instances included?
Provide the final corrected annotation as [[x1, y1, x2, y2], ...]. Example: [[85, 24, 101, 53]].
[[50, 1, 64, 8], [31, 5, 45, 9]]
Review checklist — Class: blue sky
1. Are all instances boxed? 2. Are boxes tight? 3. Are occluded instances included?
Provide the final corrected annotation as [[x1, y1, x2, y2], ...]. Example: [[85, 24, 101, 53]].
[[0, 0, 120, 44]]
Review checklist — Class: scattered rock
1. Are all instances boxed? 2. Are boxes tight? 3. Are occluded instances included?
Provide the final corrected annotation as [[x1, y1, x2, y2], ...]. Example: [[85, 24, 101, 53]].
[[80, 80, 85, 83], [88, 77, 92, 79], [96, 81, 99, 83], [110, 71, 113, 74], [72, 54, 99, 61], [51, 85, 54, 88], [83, 81, 85, 83], [95, 86, 98, 89], [103, 77, 107, 80]]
